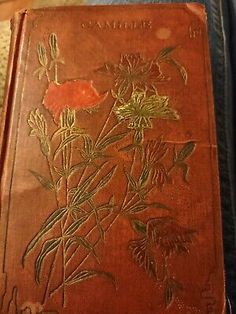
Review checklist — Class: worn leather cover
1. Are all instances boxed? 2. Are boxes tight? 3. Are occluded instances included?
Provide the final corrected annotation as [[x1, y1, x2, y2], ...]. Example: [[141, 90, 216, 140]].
[[0, 4, 226, 313]]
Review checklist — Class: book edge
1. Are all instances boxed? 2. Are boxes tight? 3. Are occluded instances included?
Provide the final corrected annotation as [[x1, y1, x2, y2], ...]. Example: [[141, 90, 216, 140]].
[[0, 9, 28, 309]]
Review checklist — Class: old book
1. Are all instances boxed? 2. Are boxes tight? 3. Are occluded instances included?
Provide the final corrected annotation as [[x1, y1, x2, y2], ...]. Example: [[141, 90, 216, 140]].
[[0, 4, 226, 313]]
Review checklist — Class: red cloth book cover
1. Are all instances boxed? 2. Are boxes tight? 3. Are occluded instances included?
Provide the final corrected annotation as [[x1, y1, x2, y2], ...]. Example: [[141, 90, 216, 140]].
[[0, 4, 225, 313]]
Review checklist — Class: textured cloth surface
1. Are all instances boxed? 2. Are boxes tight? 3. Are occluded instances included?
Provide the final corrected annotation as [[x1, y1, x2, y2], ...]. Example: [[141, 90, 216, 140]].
[[0, 20, 11, 107]]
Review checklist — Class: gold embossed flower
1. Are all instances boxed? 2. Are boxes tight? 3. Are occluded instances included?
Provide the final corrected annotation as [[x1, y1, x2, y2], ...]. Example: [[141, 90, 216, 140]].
[[114, 90, 179, 131]]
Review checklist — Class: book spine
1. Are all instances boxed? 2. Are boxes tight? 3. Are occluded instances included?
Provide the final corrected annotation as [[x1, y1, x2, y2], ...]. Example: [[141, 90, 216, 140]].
[[0, 10, 28, 309]]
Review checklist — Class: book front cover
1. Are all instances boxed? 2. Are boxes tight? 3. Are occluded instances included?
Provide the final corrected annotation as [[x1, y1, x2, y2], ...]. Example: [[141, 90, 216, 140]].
[[0, 4, 225, 313]]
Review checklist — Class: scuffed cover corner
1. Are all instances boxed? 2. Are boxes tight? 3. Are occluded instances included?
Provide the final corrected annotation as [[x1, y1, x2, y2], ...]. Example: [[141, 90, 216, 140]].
[[186, 2, 208, 23]]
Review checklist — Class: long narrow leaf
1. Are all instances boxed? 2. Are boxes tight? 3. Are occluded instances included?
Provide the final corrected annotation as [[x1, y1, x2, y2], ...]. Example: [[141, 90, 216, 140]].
[[70, 162, 107, 205], [92, 166, 117, 192], [124, 168, 137, 191], [65, 215, 90, 236], [29, 170, 55, 191], [54, 133, 83, 159], [175, 141, 196, 163], [65, 270, 116, 289], [22, 207, 67, 266], [96, 132, 128, 150], [65, 236, 98, 260], [35, 238, 61, 284]]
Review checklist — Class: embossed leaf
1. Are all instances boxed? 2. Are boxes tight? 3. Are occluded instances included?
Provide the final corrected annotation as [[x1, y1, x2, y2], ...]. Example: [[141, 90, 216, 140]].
[[33, 67, 47, 80], [35, 238, 61, 284], [70, 162, 107, 205], [49, 33, 60, 60], [139, 166, 150, 187], [179, 66, 188, 85], [129, 202, 172, 213], [68, 162, 88, 178], [119, 143, 136, 152], [22, 207, 67, 265], [92, 166, 117, 192], [54, 133, 84, 159], [84, 135, 94, 154], [56, 177, 62, 191], [131, 220, 147, 234], [124, 169, 137, 191], [52, 126, 69, 139], [128, 204, 148, 213], [29, 170, 55, 191], [165, 284, 174, 309], [65, 236, 98, 261], [177, 162, 189, 182], [96, 197, 115, 213], [174, 142, 196, 163], [65, 215, 90, 236], [37, 42, 48, 67], [65, 270, 116, 289], [166, 58, 188, 85], [129, 238, 157, 278], [96, 132, 128, 150], [40, 137, 50, 157], [74, 191, 97, 206], [158, 46, 176, 61]]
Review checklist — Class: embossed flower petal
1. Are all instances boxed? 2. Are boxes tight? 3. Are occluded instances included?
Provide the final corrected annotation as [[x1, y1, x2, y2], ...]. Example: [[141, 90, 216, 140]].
[[43, 80, 108, 121], [147, 217, 195, 256], [114, 90, 179, 130], [98, 53, 163, 92], [152, 163, 168, 188], [129, 237, 157, 279], [143, 138, 168, 166]]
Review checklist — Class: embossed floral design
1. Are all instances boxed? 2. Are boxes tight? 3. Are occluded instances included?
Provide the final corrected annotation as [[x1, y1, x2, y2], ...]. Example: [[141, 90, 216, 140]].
[[130, 217, 195, 265], [142, 138, 169, 188], [114, 90, 179, 131], [143, 138, 168, 166], [28, 109, 50, 157], [43, 80, 108, 120], [18, 31, 197, 313], [146, 217, 195, 256], [97, 53, 165, 94]]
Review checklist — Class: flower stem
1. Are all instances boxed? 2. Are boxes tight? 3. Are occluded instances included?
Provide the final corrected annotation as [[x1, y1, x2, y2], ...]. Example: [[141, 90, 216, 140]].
[[65, 211, 103, 267], [96, 99, 118, 144], [120, 148, 137, 210], [42, 156, 59, 304], [50, 211, 117, 297]]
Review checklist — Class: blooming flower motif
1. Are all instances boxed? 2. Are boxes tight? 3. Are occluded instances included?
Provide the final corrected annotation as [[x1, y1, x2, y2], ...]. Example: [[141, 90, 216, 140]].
[[146, 217, 195, 256], [43, 80, 108, 121], [97, 53, 166, 94], [151, 163, 168, 188], [129, 217, 195, 279], [143, 138, 168, 165], [141, 139, 169, 188], [114, 90, 180, 131]]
